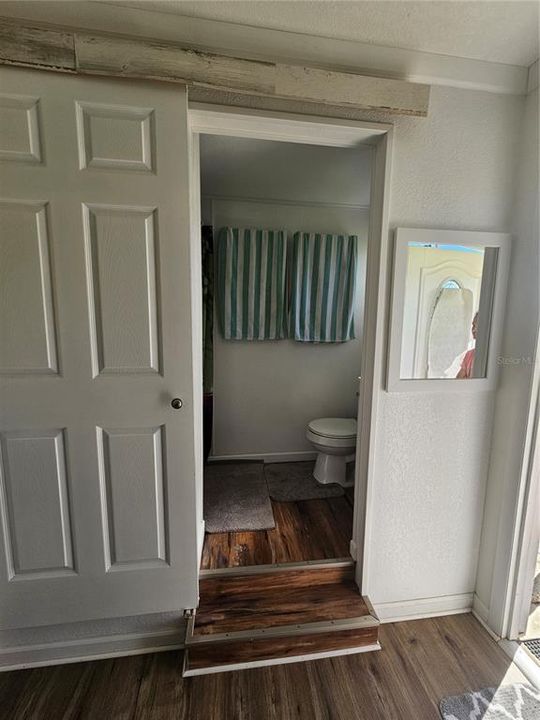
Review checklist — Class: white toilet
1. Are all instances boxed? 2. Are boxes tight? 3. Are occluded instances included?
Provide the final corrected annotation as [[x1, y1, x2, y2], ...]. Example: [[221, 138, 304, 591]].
[[306, 417, 357, 488]]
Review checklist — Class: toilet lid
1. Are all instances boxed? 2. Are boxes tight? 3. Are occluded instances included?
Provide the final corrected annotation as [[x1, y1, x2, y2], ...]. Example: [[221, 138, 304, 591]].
[[308, 418, 357, 439]]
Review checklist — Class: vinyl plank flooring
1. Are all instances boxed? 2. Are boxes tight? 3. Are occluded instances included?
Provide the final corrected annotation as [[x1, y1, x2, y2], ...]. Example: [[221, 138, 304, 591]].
[[9, 662, 95, 720], [268, 500, 328, 563], [201, 495, 353, 570], [363, 624, 441, 719], [200, 531, 230, 569], [229, 667, 281, 720], [75, 656, 145, 720], [326, 495, 354, 541], [233, 529, 275, 566], [187, 666, 261, 720], [194, 569, 369, 636], [8, 667, 55, 720], [296, 499, 350, 558], [133, 651, 191, 720], [0, 615, 528, 720], [271, 663, 323, 720], [0, 665, 35, 720], [306, 657, 385, 720], [392, 613, 526, 705]]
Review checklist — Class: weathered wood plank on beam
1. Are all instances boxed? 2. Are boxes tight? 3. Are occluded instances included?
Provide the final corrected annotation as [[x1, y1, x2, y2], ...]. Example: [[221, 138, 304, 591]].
[[75, 32, 276, 94], [0, 18, 75, 71], [0, 17, 430, 116], [276, 64, 430, 116]]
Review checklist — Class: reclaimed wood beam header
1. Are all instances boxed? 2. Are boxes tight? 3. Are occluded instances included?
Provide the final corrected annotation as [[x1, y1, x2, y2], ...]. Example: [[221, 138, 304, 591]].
[[0, 17, 76, 71], [75, 32, 276, 94], [0, 17, 430, 116]]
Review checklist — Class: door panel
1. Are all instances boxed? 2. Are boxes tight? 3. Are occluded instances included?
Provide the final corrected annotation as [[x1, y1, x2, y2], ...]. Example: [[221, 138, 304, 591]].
[[0, 429, 73, 579], [0, 201, 58, 374], [0, 94, 41, 164], [97, 426, 167, 570], [75, 101, 155, 172], [83, 204, 161, 376], [0, 67, 199, 629]]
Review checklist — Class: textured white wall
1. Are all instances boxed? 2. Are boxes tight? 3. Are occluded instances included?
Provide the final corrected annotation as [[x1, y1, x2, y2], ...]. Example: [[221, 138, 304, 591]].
[[211, 200, 368, 457], [366, 85, 525, 606], [474, 87, 539, 625], [200, 137, 372, 458]]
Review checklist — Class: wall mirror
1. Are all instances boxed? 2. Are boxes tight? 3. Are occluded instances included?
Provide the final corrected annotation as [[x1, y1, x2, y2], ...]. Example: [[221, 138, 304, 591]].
[[387, 228, 511, 392]]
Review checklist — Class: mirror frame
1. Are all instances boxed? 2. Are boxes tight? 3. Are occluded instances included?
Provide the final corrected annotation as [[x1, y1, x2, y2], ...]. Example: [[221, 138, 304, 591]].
[[387, 227, 511, 393]]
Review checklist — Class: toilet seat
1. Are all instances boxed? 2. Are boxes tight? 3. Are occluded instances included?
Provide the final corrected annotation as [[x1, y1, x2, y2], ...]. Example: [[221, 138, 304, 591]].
[[307, 418, 356, 440]]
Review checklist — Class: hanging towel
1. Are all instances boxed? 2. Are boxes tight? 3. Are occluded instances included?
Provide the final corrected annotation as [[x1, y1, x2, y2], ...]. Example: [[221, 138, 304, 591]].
[[217, 227, 287, 340], [290, 232, 357, 342]]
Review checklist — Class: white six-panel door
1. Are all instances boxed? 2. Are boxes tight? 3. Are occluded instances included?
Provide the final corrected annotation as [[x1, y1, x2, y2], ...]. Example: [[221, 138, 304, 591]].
[[0, 68, 200, 629]]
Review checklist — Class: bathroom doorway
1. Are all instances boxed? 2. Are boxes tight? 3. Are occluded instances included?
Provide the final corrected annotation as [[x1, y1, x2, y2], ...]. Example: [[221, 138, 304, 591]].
[[199, 134, 368, 569], [189, 106, 393, 588]]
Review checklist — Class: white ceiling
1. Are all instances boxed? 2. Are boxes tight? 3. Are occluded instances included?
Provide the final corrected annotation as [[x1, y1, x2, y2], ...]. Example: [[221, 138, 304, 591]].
[[111, 0, 539, 67]]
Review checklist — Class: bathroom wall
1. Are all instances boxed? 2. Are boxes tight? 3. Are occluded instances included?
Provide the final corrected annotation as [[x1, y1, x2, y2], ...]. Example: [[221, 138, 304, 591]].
[[200, 136, 372, 459]]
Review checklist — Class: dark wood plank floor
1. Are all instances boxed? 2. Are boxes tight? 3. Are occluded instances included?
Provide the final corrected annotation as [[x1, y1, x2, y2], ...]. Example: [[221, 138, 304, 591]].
[[194, 566, 368, 636], [0, 614, 526, 719], [201, 489, 354, 569]]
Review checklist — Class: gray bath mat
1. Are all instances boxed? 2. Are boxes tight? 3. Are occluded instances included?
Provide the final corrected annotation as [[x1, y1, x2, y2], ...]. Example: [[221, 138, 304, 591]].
[[440, 684, 540, 719], [204, 462, 275, 533], [265, 461, 345, 502]]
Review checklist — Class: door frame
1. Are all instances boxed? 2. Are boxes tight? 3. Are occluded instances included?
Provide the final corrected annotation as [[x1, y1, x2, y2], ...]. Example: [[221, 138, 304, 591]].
[[502, 328, 540, 640], [187, 102, 394, 592]]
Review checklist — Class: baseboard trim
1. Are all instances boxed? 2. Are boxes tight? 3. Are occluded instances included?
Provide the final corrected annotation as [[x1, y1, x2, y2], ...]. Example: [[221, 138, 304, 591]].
[[374, 593, 473, 623], [208, 451, 317, 464], [472, 611, 500, 642], [472, 593, 490, 623], [0, 612, 187, 672], [470, 593, 501, 640], [0, 629, 185, 672]]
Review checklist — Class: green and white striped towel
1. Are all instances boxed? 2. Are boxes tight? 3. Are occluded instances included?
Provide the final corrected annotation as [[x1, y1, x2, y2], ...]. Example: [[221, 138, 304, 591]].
[[216, 227, 287, 340], [290, 232, 357, 342]]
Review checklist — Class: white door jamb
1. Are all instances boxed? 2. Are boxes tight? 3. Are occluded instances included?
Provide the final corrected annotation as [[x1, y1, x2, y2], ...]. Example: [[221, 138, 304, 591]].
[[187, 102, 394, 593]]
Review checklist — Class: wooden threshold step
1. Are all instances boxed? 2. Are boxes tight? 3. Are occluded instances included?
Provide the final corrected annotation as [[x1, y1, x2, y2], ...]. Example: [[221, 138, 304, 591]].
[[183, 563, 380, 676], [198, 556, 354, 578]]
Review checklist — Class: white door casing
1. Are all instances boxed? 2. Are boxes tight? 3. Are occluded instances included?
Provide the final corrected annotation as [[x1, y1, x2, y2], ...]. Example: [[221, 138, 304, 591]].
[[188, 106, 393, 593], [0, 68, 200, 629]]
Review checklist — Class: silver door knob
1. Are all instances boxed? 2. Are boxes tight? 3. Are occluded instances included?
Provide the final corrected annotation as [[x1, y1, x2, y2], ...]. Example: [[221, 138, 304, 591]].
[[171, 398, 183, 410]]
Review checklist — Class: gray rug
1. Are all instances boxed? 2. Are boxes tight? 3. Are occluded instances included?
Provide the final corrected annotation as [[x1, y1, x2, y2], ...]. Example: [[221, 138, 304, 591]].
[[265, 461, 346, 502], [204, 462, 275, 533], [440, 684, 540, 719]]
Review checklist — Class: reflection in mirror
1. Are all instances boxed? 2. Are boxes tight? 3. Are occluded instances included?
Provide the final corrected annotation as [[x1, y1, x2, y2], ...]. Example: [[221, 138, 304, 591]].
[[399, 242, 498, 380]]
